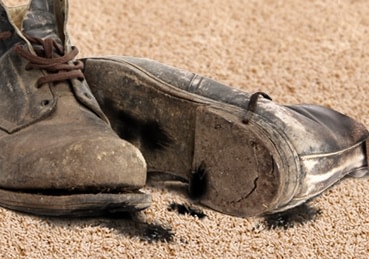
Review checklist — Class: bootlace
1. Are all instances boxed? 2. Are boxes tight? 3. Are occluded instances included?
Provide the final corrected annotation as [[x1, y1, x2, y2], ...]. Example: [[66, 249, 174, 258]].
[[14, 34, 84, 87], [242, 91, 272, 124], [0, 30, 12, 40]]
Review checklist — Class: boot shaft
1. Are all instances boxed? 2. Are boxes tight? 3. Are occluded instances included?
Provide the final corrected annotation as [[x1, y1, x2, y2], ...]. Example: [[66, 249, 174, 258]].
[[22, 0, 71, 50], [0, 1, 51, 132], [0, 0, 71, 50], [0, 0, 109, 133]]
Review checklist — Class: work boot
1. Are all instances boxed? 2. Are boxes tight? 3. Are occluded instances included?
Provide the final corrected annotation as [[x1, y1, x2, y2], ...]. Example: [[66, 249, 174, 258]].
[[82, 56, 369, 217], [0, 1, 150, 217]]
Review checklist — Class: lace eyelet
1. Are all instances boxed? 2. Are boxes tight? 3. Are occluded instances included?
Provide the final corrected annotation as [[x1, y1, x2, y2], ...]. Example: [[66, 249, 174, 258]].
[[83, 92, 92, 99], [25, 64, 32, 71], [40, 99, 51, 106]]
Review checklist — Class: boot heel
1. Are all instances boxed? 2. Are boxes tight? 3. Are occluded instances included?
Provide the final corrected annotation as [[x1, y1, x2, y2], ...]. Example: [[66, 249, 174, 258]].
[[192, 106, 286, 216]]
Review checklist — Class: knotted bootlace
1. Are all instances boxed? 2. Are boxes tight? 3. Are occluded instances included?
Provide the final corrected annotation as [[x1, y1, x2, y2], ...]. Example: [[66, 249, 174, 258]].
[[14, 34, 84, 87]]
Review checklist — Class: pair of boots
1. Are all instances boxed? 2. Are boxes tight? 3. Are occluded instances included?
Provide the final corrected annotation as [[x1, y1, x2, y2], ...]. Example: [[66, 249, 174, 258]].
[[0, 0, 368, 218]]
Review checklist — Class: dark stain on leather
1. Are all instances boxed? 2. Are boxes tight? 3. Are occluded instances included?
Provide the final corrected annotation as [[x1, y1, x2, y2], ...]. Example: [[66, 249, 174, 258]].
[[188, 161, 208, 200], [102, 99, 173, 151]]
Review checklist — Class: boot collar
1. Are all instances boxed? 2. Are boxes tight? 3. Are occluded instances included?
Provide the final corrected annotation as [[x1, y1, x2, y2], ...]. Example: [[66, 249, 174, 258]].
[[1, 0, 71, 52]]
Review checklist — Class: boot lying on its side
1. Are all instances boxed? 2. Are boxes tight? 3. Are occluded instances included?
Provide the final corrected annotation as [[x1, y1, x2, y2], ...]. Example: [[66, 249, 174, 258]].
[[0, 0, 150, 216], [83, 56, 369, 217]]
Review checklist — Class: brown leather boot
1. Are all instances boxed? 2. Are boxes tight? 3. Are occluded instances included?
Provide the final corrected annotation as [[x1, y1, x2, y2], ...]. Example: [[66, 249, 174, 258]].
[[0, 0, 151, 216], [82, 56, 369, 217]]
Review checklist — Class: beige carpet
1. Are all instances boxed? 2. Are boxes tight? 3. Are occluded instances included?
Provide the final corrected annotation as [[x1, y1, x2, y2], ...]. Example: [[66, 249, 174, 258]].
[[1, 0, 369, 258]]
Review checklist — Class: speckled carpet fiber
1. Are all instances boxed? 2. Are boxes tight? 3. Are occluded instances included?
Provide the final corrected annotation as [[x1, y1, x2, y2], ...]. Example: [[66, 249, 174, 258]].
[[1, 0, 368, 258]]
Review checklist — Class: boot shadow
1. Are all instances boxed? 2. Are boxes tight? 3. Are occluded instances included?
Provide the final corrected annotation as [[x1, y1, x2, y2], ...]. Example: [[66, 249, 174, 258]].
[[34, 211, 174, 243]]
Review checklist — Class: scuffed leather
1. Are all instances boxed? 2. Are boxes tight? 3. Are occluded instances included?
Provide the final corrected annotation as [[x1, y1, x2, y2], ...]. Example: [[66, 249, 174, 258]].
[[82, 55, 369, 213], [0, 5, 55, 133], [3, 0, 108, 129], [0, 1, 147, 191], [22, 0, 110, 124], [110, 56, 369, 155]]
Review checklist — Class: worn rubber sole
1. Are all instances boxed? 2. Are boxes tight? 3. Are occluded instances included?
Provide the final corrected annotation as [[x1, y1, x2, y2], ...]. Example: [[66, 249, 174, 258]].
[[0, 188, 151, 217], [84, 57, 300, 217]]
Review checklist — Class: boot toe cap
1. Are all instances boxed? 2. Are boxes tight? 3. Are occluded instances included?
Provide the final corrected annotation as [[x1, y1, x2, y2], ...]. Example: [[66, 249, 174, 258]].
[[1, 135, 147, 192]]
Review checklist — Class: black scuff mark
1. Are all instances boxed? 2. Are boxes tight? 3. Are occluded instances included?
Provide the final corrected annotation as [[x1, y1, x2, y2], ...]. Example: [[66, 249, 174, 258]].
[[188, 161, 208, 200], [101, 99, 173, 151], [140, 120, 173, 150]]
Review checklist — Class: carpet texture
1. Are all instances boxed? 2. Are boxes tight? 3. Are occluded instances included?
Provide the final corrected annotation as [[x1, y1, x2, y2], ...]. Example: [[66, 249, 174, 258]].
[[1, 0, 368, 258]]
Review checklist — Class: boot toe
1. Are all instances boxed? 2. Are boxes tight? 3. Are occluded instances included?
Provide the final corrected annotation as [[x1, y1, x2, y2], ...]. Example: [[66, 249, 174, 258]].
[[2, 132, 147, 193], [0, 131, 149, 216]]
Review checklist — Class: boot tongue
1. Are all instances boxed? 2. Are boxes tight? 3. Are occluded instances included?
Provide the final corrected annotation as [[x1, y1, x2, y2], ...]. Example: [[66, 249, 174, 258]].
[[0, 5, 22, 56], [19, 0, 111, 123], [22, 0, 62, 46], [21, 0, 71, 95]]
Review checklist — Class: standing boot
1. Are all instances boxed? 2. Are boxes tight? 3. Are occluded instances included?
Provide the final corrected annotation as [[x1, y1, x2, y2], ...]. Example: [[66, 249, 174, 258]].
[[0, 0, 151, 217], [82, 56, 369, 217]]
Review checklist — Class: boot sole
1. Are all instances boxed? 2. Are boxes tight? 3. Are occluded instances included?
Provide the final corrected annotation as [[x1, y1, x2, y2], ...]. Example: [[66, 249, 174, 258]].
[[0, 188, 151, 217], [85, 57, 300, 217]]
